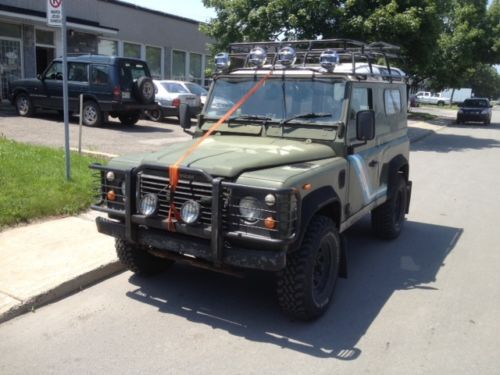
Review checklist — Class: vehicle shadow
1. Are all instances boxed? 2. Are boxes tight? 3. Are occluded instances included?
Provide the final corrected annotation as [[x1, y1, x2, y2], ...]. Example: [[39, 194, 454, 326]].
[[411, 131, 500, 152], [125, 218, 462, 360]]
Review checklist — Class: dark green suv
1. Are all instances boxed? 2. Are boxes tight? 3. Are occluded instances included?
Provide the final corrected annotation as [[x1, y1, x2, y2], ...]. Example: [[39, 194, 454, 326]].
[[8, 55, 157, 126]]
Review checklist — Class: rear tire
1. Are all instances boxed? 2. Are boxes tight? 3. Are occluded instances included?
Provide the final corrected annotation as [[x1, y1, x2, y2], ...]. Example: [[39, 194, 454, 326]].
[[119, 111, 141, 125], [145, 108, 162, 122], [372, 174, 408, 239], [115, 239, 174, 276], [15, 93, 34, 117], [276, 216, 340, 320], [82, 101, 102, 127]]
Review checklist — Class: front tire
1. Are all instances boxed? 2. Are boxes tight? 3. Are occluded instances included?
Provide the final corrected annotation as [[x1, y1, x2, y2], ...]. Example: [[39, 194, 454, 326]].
[[276, 216, 340, 320], [115, 239, 173, 276], [82, 101, 102, 127], [15, 93, 34, 117], [372, 174, 408, 239]]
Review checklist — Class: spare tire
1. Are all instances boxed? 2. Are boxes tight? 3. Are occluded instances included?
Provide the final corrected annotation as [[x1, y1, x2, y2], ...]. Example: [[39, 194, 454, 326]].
[[133, 76, 155, 104]]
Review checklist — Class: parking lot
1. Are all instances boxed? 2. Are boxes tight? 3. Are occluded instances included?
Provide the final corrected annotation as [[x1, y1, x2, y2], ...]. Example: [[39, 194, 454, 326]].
[[0, 102, 191, 156]]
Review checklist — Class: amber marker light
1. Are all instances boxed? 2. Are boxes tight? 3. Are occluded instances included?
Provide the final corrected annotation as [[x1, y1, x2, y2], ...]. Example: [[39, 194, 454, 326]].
[[264, 216, 277, 229], [107, 190, 117, 201], [303, 183, 312, 190]]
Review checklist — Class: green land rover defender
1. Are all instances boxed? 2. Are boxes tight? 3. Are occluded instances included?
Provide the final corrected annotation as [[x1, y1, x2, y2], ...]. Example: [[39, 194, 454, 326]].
[[91, 39, 412, 320]]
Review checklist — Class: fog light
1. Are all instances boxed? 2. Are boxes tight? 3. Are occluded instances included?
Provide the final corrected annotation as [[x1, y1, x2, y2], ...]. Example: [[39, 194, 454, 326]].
[[107, 190, 116, 201], [106, 171, 115, 182], [264, 194, 276, 206], [139, 193, 158, 216], [180, 200, 200, 224]]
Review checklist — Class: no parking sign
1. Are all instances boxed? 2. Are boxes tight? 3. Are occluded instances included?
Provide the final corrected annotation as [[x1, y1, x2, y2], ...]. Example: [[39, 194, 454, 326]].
[[47, 0, 63, 27]]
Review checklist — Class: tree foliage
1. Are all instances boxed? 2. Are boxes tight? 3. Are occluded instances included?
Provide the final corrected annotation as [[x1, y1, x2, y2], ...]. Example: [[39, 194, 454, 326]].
[[201, 0, 500, 88]]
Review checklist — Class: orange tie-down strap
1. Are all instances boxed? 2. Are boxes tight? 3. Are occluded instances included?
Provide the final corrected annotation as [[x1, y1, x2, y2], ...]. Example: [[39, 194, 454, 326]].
[[166, 70, 274, 231]]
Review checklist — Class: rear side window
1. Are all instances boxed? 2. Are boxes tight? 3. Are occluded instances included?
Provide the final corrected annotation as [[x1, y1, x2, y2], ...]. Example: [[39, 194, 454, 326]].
[[385, 89, 402, 115], [68, 63, 88, 82], [91, 65, 111, 86]]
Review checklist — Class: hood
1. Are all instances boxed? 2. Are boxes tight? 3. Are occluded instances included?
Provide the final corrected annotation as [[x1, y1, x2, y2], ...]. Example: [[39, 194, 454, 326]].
[[135, 136, 335, 177]]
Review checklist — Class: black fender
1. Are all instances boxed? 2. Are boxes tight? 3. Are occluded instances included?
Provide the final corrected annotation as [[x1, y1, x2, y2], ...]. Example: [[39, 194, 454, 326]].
[[383, 154, 409, 198], [294, 186, 348, 278]]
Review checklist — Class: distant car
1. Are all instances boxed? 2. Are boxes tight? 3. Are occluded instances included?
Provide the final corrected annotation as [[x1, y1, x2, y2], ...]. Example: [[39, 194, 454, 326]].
[[456, 98, 492, 125], [146, 80, 201, 122], [415, 91, 451, 106], [179, 81, 208, 105], [8, 55, 157, 126]]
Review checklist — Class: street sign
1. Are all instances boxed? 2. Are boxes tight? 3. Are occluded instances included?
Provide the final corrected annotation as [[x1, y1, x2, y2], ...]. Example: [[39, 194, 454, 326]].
[[47, 0, 62, 27]]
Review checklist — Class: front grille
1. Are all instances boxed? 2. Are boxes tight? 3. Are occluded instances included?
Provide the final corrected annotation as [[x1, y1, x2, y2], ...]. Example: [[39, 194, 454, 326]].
[[138, 169, 213, 225]]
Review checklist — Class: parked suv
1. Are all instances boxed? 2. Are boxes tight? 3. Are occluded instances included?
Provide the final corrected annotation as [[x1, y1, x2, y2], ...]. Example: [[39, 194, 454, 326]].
[[91, 40, 412, 320], [8, 55, 157, 126]]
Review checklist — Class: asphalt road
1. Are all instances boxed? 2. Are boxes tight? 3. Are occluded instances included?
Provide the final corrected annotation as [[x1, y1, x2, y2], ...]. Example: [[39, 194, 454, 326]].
[[1, 114, 500, 374]]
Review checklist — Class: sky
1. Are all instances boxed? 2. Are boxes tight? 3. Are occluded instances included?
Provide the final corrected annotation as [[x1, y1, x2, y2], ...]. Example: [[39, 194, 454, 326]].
[[120, 0, 215, 22]]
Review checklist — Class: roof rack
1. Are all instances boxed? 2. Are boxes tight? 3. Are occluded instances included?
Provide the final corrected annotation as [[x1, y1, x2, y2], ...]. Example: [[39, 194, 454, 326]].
[[224, 38, 405, 81]]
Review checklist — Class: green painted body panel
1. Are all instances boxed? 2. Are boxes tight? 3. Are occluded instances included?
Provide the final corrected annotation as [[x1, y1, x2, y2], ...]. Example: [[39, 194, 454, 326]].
[[109, 135, 336, 178]]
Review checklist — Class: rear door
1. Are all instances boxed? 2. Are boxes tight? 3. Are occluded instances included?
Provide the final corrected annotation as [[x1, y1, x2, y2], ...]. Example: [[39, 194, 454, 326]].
[[118, 60, 150, 102]]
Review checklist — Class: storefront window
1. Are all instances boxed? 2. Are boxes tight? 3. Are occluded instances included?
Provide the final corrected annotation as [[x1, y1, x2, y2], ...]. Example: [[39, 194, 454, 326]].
[[189, 53, 202, 85], [124, 42, 141, 59], [146, 46, 162, 79], [0, 22, 21, 38], [36, 29, 54, 46], [98, 39, 118, 56], [172, 50, 186, 80]]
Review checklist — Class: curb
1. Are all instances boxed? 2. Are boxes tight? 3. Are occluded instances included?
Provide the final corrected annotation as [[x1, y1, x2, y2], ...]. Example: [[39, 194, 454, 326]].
[[0, 261, 125, 324]]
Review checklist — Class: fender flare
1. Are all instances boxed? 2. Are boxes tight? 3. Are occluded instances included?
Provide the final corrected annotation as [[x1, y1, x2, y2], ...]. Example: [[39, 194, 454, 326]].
[[294, 186, 348, 278], [383, 155, 409, 198]]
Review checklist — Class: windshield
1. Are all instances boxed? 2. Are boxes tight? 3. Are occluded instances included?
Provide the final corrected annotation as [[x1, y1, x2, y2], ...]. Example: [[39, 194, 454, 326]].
[[463, 99, 488, 108], [161, 82, 190, 93], [204, 78, 346, 124]]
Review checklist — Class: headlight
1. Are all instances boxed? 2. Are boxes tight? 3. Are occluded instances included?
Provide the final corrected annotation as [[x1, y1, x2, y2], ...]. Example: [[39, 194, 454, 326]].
[[139, 193, 158, 216], [481, 109, 489, 114], [180, 200, 200, 224], [239, 196, 263, 223], [106, 171, 115, 181], [458, 109, 463, 113]]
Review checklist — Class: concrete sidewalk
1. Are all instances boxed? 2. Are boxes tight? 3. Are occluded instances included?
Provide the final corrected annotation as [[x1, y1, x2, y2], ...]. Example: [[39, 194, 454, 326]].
[[0, 118, 449, 324]]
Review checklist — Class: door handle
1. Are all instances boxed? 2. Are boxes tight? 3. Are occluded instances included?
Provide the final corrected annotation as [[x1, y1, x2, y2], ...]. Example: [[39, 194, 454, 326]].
[[369, 160, 378, 167]]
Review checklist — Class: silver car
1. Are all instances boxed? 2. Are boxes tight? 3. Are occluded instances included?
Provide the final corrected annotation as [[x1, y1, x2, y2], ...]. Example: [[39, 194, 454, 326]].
[[147, 80, 201, 121]]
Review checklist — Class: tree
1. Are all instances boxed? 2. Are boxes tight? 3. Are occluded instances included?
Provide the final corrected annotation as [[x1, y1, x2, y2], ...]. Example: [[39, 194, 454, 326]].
[[465, 64, 500, 98]]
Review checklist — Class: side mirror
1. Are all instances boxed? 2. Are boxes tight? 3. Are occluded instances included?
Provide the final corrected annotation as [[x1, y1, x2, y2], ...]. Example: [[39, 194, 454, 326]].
[[356, 110, 375, 141], [178, 103, 192, 129]]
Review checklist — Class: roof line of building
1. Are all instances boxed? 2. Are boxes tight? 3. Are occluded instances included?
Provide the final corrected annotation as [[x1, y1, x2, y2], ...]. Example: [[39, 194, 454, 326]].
[[98, 0, 207, 26], [0, 4, 119, 32]]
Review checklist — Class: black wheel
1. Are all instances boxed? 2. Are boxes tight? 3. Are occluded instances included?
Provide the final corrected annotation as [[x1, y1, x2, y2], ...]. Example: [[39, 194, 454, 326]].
[[115, 239, 174, 276], [276, 216, 341, 320], [133, 76, 155, 104], [15, 93, 34, 117], [118, 111, 141, 125], [82, 101, 102, 126], [372, 174, 408, 239], [145, 108, 162, 122]]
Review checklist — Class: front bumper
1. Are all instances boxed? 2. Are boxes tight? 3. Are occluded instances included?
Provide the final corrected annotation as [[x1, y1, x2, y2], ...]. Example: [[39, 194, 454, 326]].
[[96, 217, 287, 271], [457, 113, 490, 122]]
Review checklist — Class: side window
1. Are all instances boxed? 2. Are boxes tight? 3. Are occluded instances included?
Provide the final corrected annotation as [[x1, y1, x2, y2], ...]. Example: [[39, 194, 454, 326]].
[[385, 89, 402, 115], [91, 65, 111, 86], [68, 63, 88, 82], [44, 62, 63, 80], [350, 87, 372, 120]]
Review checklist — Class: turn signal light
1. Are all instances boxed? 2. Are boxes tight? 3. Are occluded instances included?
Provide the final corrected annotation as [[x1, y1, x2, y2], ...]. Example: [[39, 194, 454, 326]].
[[107, 190, 117, 201], [172, 98, 181, 108], [264, 216, 277, 229]]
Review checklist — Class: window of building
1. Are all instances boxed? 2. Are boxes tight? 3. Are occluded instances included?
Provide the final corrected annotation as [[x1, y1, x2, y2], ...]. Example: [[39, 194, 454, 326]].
[[172, 50, 186, 80], [189, 53, 202, 85], [36, 29, 54, 46], [35, 29, 55, 75], [68, 63, 88, 82], [0, 22, 21, 38], [146, 46, 162, 79], [385, 89, 402, 115], [123, 42, 141, 59], [98, 39, 118, 56]]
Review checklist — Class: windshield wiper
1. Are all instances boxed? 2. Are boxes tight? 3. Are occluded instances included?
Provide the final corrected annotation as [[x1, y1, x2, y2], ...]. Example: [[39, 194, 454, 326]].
[[227, 115, 273, 126], [280, 112, 332, 125]]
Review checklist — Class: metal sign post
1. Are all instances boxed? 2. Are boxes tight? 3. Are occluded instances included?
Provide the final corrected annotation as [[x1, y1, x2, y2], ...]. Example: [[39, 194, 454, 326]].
[[47, 0, 70, 179]]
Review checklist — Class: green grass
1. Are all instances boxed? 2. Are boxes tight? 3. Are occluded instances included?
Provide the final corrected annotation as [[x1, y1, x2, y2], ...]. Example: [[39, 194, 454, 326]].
[[0, 137, 105, 230]]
